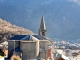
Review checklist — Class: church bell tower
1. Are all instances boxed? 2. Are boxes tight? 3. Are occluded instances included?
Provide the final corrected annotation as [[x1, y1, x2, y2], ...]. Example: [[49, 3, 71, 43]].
[[38, 15, 47, 36]]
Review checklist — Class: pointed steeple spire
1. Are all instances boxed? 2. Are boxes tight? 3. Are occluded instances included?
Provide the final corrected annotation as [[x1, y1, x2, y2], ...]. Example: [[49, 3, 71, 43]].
[[38, 15, 47, 36], [40, 15, 46, 31]]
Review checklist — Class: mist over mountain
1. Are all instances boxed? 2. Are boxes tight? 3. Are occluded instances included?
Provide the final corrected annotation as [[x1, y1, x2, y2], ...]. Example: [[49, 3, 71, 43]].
[[0, 0, 80, 41]]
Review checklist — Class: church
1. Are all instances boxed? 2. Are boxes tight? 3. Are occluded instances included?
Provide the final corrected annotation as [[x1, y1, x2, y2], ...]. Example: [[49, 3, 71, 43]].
[[8, 15, 54, 60]]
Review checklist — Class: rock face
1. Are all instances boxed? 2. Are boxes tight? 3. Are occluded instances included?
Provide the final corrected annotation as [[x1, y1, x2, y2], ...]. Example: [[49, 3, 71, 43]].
[[0, 18, 34, 41]]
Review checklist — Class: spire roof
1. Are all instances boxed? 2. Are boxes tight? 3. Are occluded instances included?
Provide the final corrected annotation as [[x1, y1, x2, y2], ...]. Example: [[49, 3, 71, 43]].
[[40, 15, 46, 31]]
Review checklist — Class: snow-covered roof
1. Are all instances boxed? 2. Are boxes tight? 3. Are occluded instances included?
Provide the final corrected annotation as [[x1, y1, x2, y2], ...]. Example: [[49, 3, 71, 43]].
[[62, 55, 70, 60], [1, 41, 8, 46]]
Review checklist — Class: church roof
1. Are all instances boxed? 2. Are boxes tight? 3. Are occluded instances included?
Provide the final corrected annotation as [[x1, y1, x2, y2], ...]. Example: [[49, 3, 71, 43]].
[[9, 34, 47, 41], [39, 15, 46, 31], [9, 35, 32, 41], [33, 35, 47, 40]]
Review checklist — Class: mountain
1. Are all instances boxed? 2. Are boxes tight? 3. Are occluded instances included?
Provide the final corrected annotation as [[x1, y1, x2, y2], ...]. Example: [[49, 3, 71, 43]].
[[0, 0, 80, 40], [0, 18, 33, 34], [0, 18, 33, 41]]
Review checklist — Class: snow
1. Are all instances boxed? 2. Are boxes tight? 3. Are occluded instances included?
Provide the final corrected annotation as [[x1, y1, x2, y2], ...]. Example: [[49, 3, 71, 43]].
[[62, 55, 70, 60]]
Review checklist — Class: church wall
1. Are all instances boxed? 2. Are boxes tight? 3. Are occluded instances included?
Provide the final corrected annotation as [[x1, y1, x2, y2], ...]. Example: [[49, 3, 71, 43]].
[[39, 41, 49, 50], [8, 41, 19, 52], [8, 41, 19, 58], [20, 41, 39, 60], [40, 52, 46, 59], [36, 41, 39, 56]]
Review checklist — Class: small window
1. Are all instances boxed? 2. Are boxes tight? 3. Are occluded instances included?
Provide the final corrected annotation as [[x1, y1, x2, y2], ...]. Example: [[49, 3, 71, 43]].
[[42, 32, 45, 36]]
